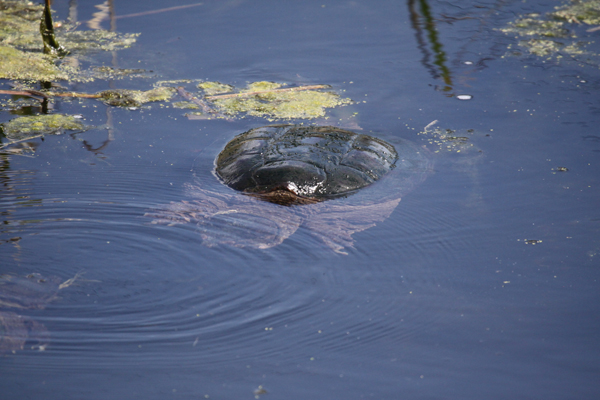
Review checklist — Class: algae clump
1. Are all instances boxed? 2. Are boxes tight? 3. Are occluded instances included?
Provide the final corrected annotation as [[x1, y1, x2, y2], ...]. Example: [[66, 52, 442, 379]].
[[197, 81, 234, 95], [0, 0, 45, 49], [0, 0, 139, 82], [0, 45, 67, 81], [99, 87, 175, 107], [172, 101, 200, 109], [1, 114, 85, 143], [550, 0, 600, 25], [205, 81, 352, 120], [501, 18, 571, 38], [500, 0, 600, 60]]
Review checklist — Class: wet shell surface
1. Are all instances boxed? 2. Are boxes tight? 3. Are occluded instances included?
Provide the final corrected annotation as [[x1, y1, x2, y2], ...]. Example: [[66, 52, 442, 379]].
[[215, 125, 399, 205]]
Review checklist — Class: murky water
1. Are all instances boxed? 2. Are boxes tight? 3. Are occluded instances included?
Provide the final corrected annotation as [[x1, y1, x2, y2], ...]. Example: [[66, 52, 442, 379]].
[[1, 0, 599, 399]]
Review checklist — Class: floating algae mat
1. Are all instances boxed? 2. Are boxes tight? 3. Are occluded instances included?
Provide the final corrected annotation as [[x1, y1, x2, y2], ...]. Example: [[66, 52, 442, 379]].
[[0, 0, 139, 82], [1, 114, 86, 144], [0, 0, 354, 153], [0, 45, 67, 81], [99, 87, 176, 108], [500, 0, 600, 59], [191, 81, 352, 120]]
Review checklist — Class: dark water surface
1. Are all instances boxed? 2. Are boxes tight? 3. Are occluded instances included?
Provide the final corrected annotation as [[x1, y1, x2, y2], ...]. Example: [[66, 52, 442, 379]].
[[2, 0, 599, 399]]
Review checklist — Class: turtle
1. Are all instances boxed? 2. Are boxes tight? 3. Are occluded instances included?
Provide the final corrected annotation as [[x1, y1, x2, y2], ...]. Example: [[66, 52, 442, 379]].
[[215, 125, 399, 205], [148, 125, 433, 254]]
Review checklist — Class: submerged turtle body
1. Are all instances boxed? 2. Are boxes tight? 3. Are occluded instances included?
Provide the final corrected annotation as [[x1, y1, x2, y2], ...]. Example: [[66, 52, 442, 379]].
[[149, 125, 432, 253], [216, 125, 399, 205]]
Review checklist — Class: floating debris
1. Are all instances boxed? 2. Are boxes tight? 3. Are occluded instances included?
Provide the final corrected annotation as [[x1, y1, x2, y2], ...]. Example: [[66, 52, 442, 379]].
[[0, 0, 139, 82], [550, 0, 600, 25], [253, 385, 268, 399], [172, 101, 200, 109], [197, 81, 234, 95], [456, 94, 473, 100], [1, 114, 86, 146], [500, 1, 600, 60], [200, 81, 352, 120], [0, 45, 67, 81], [99, 87, 175, 107], [524, 239, 543, 245]]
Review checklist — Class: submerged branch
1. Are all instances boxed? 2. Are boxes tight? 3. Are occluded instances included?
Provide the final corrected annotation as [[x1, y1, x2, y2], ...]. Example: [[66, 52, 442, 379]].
[[176, 86, 217, 114], [204, 84, 332, 100]]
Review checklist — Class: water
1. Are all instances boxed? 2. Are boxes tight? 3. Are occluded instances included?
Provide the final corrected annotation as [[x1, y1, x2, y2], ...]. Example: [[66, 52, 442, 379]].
[[1, 0, 599, 399]]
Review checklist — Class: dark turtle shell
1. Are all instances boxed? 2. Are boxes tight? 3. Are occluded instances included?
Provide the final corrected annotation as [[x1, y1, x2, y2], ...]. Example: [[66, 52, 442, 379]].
[[215, 125, 398, 205]]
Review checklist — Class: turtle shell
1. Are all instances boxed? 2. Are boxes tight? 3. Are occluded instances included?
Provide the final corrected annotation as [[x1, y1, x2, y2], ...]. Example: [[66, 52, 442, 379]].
[[215, 125, 399, 205]]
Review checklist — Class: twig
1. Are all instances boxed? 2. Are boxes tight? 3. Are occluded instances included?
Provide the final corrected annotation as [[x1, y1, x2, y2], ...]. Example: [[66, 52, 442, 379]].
[[0, 134, 45, 149], [0, 89, 45, 100], [176, 86, 216, 114], [204, 84, 332, 100], [0, 89, 100, 99], [116, 3, 204, 19], [51, 92, 102, 98]]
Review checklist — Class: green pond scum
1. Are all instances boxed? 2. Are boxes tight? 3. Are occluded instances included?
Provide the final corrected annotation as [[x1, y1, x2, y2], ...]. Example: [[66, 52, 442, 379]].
[[199, 81, 352, 121], [1, 114, 86, 144], [0, 45, 67, 81], [197, 81, 234, 96], [500, 0, 600, 60], [99, 87, 176, 108], [551, 0, 600, 25], [0, 1, 354, 151], [0, 0, 139, 82]]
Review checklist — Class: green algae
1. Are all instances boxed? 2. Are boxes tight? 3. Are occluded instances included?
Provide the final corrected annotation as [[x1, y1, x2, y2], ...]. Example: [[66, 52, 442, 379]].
[[501, 17, 571, 38], [0, 45, 67, 81], [204, 82, 352, 120], [243, 81, 282, 92], [89, 66, 148, 80], [550, 0, 600, 25], [59, 29, 139, 53], [99, 87, 175, 108], [0, 2, 350, 126], [197, 81, 234, 95], [0, 0, 139, 83], [1, 114, 85, 143], [0, 1, 44, 49], [172, 101, 200, 109], [500, 1, 600, 61], [518, 39, 565, 57]]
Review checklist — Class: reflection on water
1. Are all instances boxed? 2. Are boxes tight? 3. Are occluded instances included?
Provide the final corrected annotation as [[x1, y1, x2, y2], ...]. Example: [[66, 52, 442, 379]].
[[0, 154, 40, 249], [408, 0, 453, 94]]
